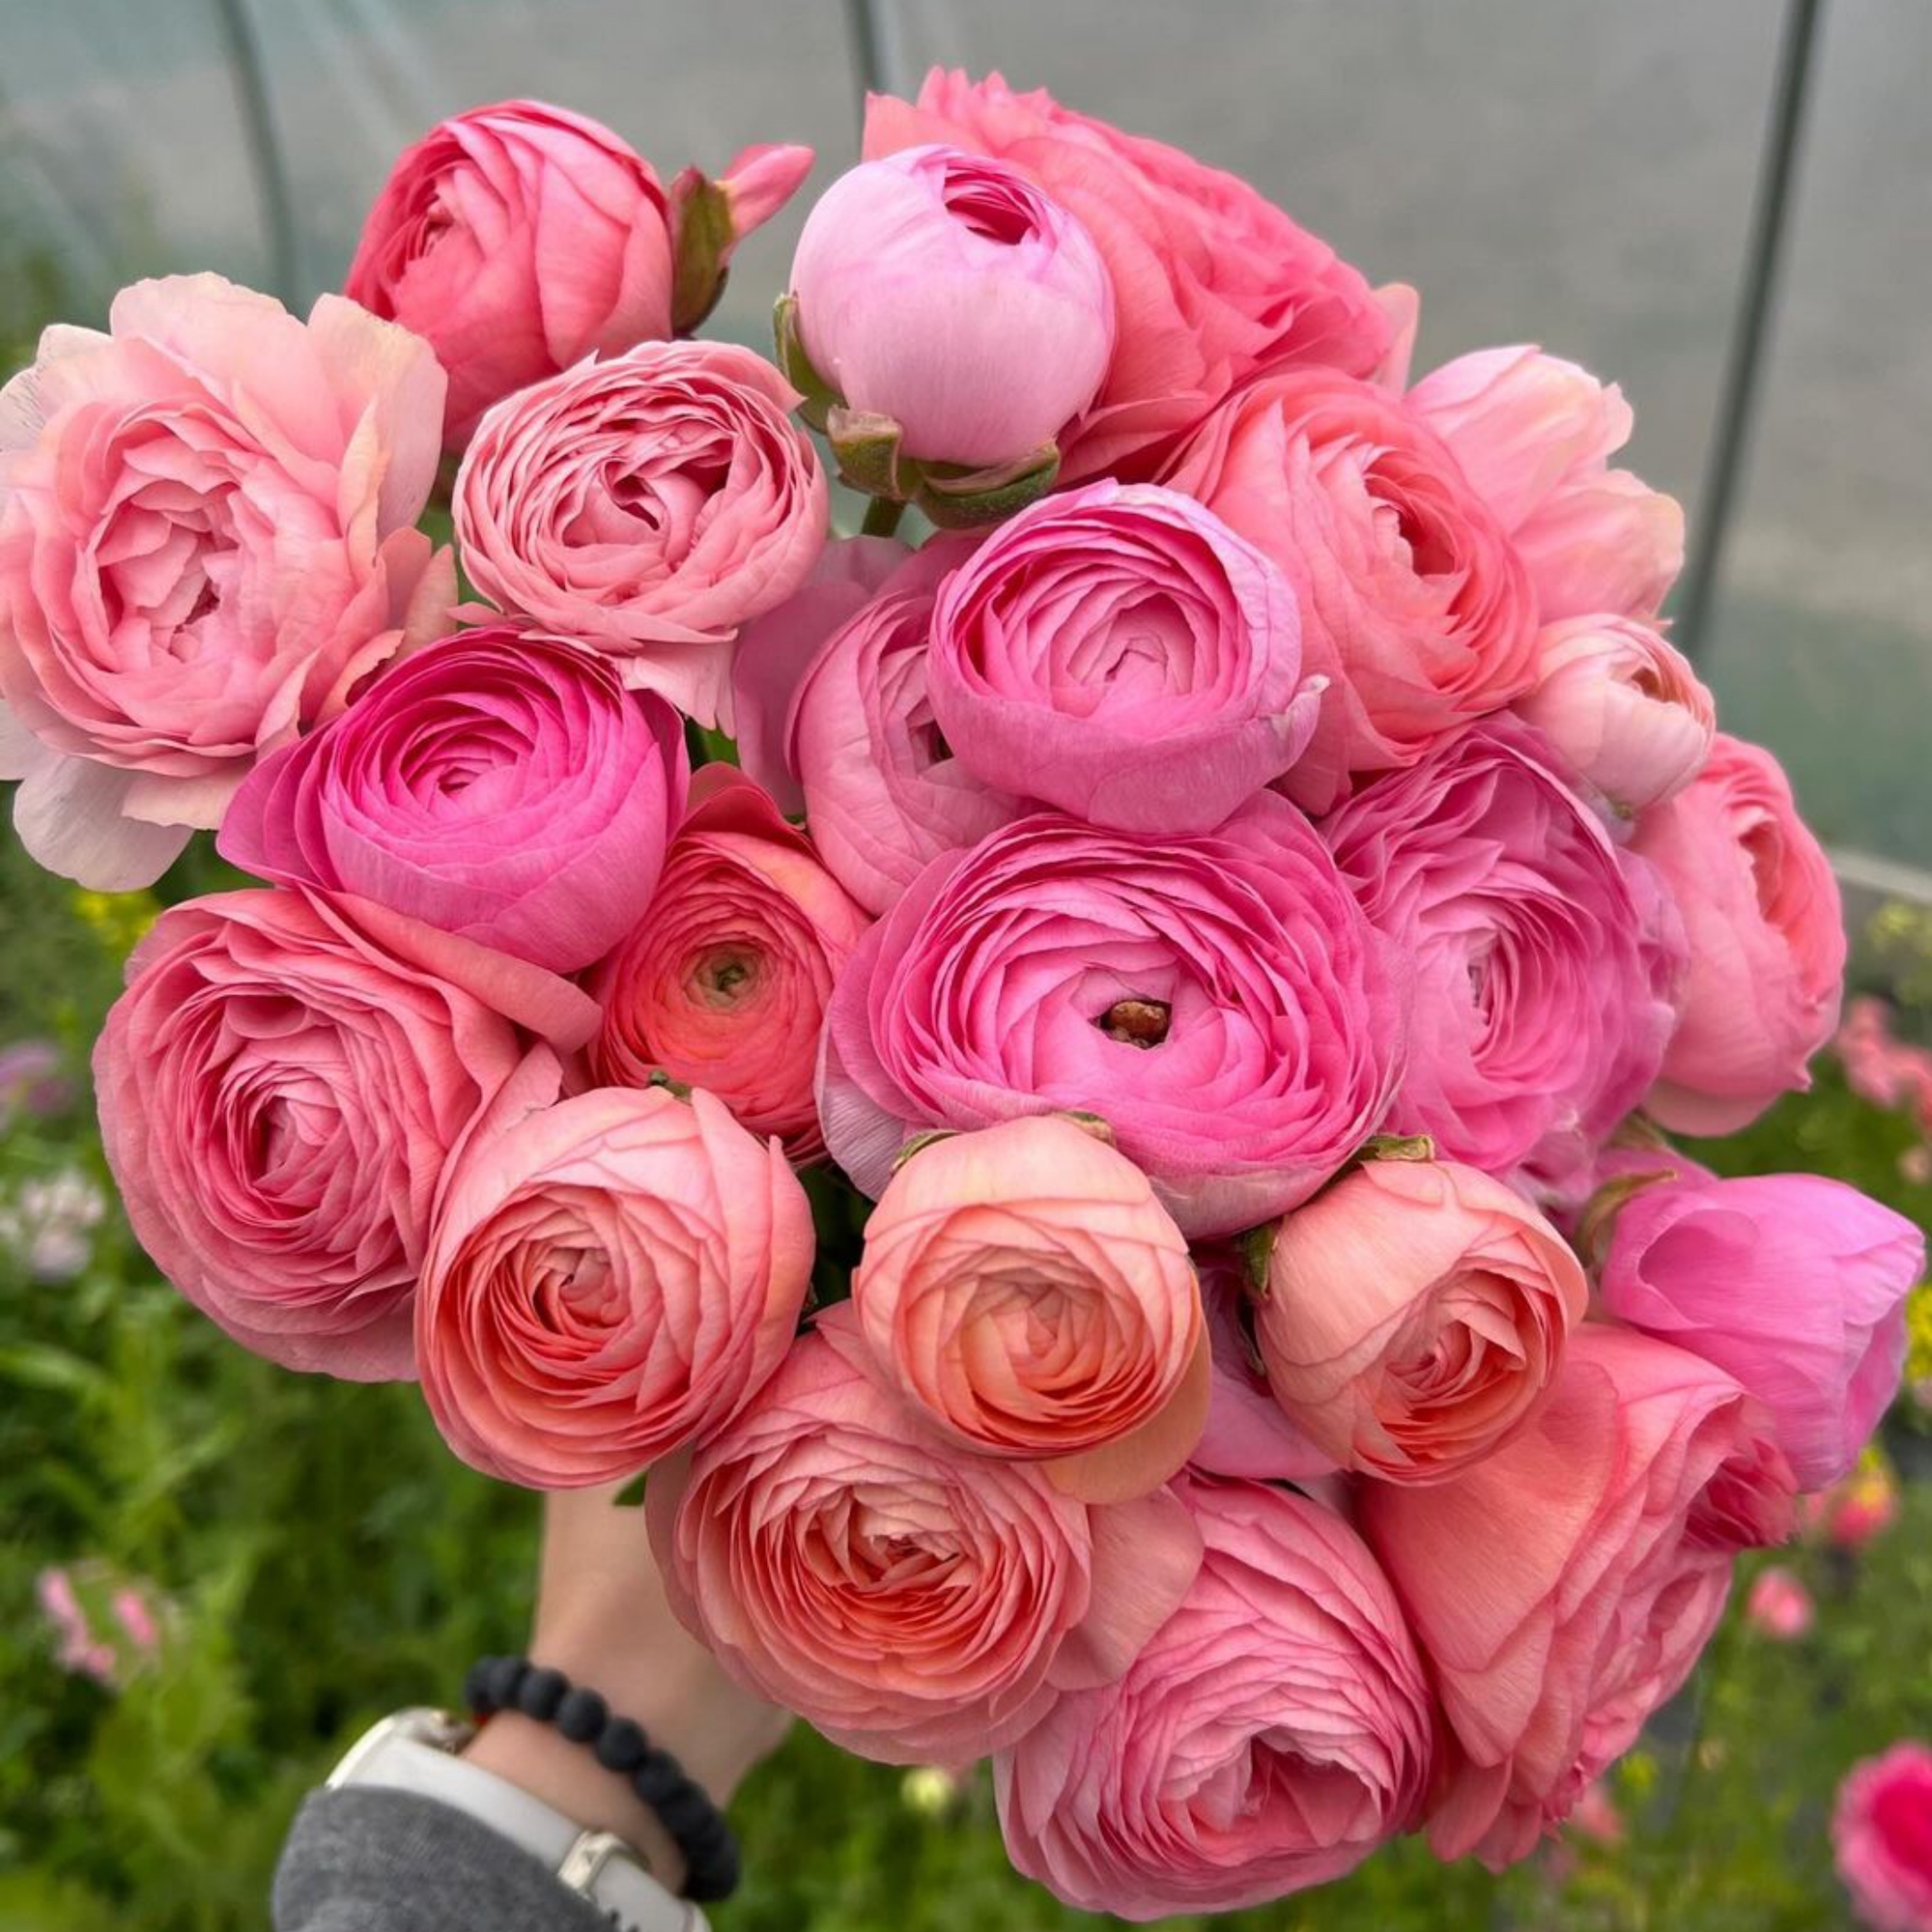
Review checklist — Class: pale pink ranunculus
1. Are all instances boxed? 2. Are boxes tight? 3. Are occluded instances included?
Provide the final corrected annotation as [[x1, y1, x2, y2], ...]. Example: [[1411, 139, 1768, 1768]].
[[93, 890, 578, 1381], [1361, 1324, 1796, 1869], [819, 796, 1407, 1239], [788, 145, 1113, 469], [647, 1304, 1203, 1764], [453, 339, 828, 727], [1746, 1564, 1814, 1640], [1634, 733, 1846, 1136], [1406, 346, 1685, 624], [996, 1472, 1434, 1918], [417, 1083, 812, 1489], [864, 71, 1391, 484], [1596, 1170, 1921, 1491], [1834, 1742, 1932, 1932], [730, 535, 911, 816], [1836, 996, 1932, 1126], [588, 769, 869, 1163], [1162, 367, 1539, 810], [1514, 615, 1715, 811], [1253, 1158, 1586, 1485], [0, 275, 451, 890], [1191, 1252, 1339, 1483], [924, 480, 1316, 834], [851, 1116, 1207, 1500], [786, 538, 1021, 915], [219, 626, 687, 976], [348, 99, 810, 448], [1324, 721, 1683, 1190]]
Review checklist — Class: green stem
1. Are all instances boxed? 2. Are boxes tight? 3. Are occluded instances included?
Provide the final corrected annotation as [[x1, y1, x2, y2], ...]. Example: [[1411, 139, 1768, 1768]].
[[861, 496, 907, 538]]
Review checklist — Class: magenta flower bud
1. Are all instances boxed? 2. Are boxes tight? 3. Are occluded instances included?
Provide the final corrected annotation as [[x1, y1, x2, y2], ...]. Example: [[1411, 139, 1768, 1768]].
[[786, 145, 1115, 471]]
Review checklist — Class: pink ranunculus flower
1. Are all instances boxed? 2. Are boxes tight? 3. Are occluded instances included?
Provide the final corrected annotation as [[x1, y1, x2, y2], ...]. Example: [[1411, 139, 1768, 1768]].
[[996, 1472, 1434, 1918], [924, 480, 1317, 834], [647, 1304, 1203, 1764], [1834, 1742, 1932, 1932], [1596, 1170, 1921, 1491], [819, 796, 1407, 1239], [730, 535, 910, 816], [787, 145, 1113, 469], [1514, 614, 1715, 811], [1162, 367, 1540, 810], [864, 71, 1392, 483], [93, 890, 582, 1380], [851, 1116, 1208, 1500], [1253, 1158, 1587, 1485], [1746, 1564, 1814, 1640], [0, 1040, 70, 1121], [588, 769, 869, 1162], [417, 1082, 813, 1489], [1361, 1324, 1797, 1869], [1803, 1455, 1903, 1549], [786, 538, 1021, 915], [0, 275, 452, 890], [1634, 733, 1846, 1135], [347, 99, 810, 448], [1407, 346, 1685, 623], [219, 627, 688, 976], [1324, 721, 1683, 1190], [453, 339, 828, 727], [1191, 1251, 1339, 1483], [37, 1564, 168, 1688]]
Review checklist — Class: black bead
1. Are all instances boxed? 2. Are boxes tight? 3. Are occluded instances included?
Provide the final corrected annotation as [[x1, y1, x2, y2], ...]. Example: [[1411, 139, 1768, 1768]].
[[631, 1749, 686, 1806], [516, 1666, 569, 1722], [481, 1656, 528, 1714], [593, 1717, 650, 1772], [554, 1687, 608, 1743], [462, 1658, 498, 1711], [686, 1839, 740, 1903], [653, 1784, 711, 1841]]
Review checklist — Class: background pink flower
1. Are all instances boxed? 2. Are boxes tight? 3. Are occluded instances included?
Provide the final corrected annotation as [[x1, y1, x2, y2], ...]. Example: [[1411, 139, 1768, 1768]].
[[1835, 1742, 1932, 1932], [1746, 1565, 1815, 1640]]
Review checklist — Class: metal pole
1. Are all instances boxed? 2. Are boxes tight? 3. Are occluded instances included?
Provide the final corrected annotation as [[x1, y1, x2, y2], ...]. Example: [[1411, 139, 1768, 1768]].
[[1674, 0, 1826, 657], [842, 0, 895, 110], [210, 0, 301, 306]]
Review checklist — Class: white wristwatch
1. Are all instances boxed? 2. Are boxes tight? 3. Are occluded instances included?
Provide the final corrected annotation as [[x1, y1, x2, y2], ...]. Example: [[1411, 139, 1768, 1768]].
[[326, 1708, 706, 1932]]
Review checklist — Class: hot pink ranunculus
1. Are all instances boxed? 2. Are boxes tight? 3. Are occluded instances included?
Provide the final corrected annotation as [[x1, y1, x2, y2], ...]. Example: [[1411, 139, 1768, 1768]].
[[1254, 1158, 1586, 1484], [0, 275, 451, 890], [864, 71, 1391, 484], [819, 796, 1407, 1238], [1834, 1742, 1932, 1932], [1746, 1565, 1814, 1640], [1597, 1170, 1921, 1491], [1361, 1324, 1796, 1868], [588, 770, 869, 1162], [924, 480, 1316, 833], [996, 1472, 1434, 1918], [453, 339, 828, 727], [1323, 721, 1683, 1190], [1514, 614, 1715, 811], [92, 889, 574, 1380], [787, 145, 1113, 469], [1803, 1457, 1902, 1550], [647, 1305, 1203, 1764], [786, 538, 1021, 915], [1634, 733, 1845, 1136], [851, 1116, 1206, 1499], [347, 100, 809, 448], [1406, 346, 1685, 624], [219, 627, 687, 975], [1162, 368, 1539, 810], [417, 1083, 812, 1488]]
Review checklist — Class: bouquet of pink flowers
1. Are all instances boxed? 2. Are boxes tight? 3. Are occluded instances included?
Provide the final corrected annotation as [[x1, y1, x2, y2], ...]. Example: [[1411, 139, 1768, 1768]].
[[2, 69, 1923, 1918]]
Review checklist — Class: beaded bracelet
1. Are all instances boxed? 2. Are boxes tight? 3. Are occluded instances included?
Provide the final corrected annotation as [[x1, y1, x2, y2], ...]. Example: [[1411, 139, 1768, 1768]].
[[464, 1654, 740, 1903]]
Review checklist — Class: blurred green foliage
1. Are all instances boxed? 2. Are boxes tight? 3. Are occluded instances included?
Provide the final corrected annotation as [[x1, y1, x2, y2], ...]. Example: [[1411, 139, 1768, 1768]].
[[2, 833, 1930, 1930]]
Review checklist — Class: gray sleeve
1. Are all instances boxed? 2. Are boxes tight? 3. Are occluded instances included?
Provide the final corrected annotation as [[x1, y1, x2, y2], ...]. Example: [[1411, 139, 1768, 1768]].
[[271, 1787, 610, 1932]]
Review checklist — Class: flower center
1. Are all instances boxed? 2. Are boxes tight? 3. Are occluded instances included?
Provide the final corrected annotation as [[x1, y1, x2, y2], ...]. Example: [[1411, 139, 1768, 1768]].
[[693, 949, 759, 1008], [1097, 998, 1172, 1048]]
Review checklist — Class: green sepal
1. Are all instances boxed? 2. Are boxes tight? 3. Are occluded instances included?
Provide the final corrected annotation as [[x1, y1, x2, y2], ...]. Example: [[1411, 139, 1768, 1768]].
[[671, 176, 735, 334], [917, 442, 1061, 529], [1237, 1219, 1279, 1296], [892, 1127, 960, 1174], [771, 296, 841, 431], [828, 408, 913, 502], [1358, 1133, 1437, 1164]]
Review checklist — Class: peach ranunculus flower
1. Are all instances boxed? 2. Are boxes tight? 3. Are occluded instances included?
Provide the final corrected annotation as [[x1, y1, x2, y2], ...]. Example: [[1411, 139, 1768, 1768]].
[[452, 339, 829, 728], [647, 1304, 1203, 1765], [1833, 1741, 1932, 1932], [417, 1082, 813, 1489], [995, 1472, 1434, 1918], [0, 275, 453, 890], [1361, 1324, 1797, 1868], [1252, 1157, 1587, 1485], [851, 1116, 1208, 1500], [588, 768, 870, 1163]]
